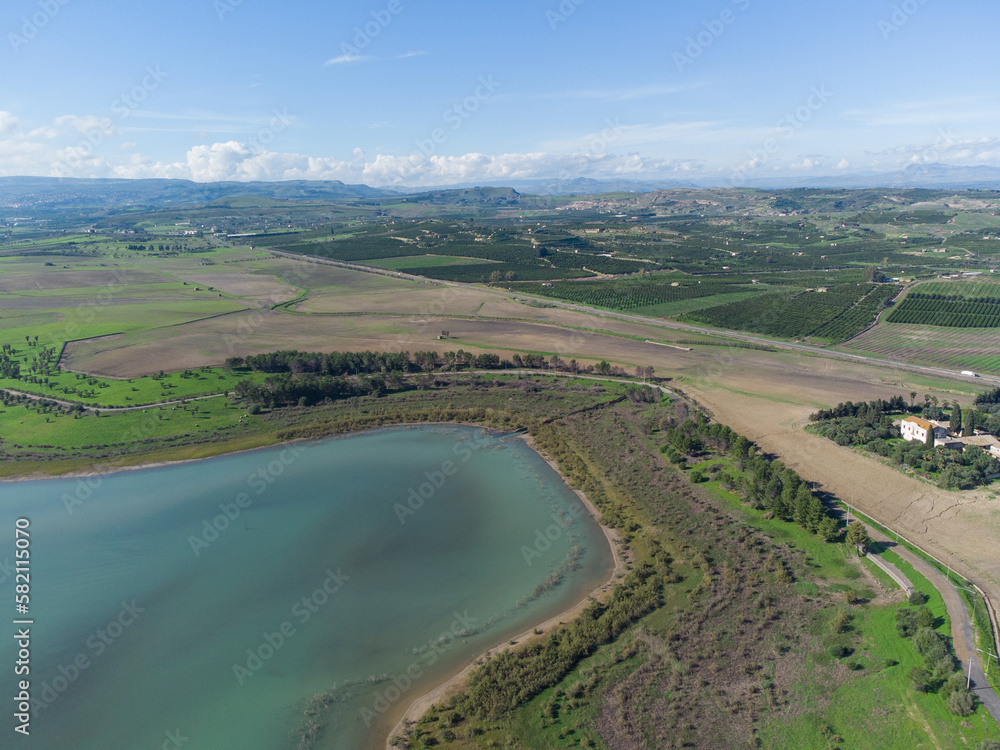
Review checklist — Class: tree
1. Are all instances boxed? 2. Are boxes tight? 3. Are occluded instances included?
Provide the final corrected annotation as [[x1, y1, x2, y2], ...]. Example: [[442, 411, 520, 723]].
[[910, 391, 917, 407], [845, 522, 871, 554], [916, 607, 934, 628], [946, 686, 976, 716], [963, 407, 976, 436], [950, 402, 962, 435], [924, 425, 935, 448], [909, 666, 932, 693]]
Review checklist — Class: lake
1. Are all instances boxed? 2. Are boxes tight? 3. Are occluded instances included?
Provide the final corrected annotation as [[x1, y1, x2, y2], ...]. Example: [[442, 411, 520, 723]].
[[0, 425, 613, 749]]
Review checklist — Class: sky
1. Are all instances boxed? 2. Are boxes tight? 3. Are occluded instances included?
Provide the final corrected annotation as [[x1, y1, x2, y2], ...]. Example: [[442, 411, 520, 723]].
[[0, 0, 998, 186]]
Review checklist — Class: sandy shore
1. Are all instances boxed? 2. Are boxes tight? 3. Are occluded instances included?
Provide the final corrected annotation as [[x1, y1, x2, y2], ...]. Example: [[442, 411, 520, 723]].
[[2, 420, 628, 749], [382, 432, 627, 749]]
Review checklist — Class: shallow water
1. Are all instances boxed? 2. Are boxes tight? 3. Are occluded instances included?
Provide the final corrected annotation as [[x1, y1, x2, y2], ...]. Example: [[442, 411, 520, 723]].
[[0, 425, 612, 749]]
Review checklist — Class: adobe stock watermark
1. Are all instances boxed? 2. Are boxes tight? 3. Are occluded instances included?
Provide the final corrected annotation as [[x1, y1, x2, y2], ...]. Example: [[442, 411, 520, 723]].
[[52, 65, 168, 177], [359, 610, 478, 727], [729, 85, 833, 183], [521, 499, 587, 566], [8, 0, 72, 53], [908, 127, 955, 165], [214, 0, 244, 21], [673, 0, 752, 72], [157, 730, 189, 750], [31, 600, 144, 715], [232, 567, 349, 685], [878, 0, 930, 40], [335, 0, 410, 58], [62, 410, 181, 515], [411, 75, 500, 160], [555, 116, 627, 183], [394, 433, 493, 523], [245, 107, 293, 152], [189, 444, 307, 555], [547, 0, 586, 30]]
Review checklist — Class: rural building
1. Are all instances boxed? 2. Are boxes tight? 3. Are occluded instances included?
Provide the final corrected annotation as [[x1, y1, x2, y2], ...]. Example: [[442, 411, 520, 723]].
[[960, 434, 1000, 458], [900, 416, 947, 444]]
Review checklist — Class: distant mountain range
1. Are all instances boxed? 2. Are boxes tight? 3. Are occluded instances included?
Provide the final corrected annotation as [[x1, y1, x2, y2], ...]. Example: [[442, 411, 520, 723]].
[[1, 164, 999, 211], [0, 177, 394, 209], [412, 165, 1000, 193], [715, 163, 1000, 190]]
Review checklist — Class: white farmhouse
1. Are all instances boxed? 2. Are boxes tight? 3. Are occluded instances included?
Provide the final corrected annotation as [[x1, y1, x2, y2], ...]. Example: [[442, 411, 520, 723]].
[[900, 416, 948, 444]]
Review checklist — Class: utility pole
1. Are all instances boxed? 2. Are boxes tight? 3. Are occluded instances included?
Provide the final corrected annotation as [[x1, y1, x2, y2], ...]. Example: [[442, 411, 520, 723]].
[[979, 648, 999, 676], [967, 654, 974, 690]]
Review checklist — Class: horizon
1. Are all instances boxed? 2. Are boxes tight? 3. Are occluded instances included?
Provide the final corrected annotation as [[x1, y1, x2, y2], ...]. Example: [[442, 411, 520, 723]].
[[1, 1, 998, 187]]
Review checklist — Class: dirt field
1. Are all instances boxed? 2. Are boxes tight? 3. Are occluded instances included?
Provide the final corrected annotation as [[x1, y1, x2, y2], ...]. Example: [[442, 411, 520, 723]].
[[0, 268, 170, 291], [680, 358, 1000, 620], [53, 257, 1000, 616]]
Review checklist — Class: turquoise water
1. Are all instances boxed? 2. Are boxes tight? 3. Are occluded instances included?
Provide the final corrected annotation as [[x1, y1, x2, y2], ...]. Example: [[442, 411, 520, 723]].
[[0, 426, 612, 749]]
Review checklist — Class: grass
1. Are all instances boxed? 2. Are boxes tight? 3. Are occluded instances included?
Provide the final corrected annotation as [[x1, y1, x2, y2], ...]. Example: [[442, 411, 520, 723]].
[[760, 601, 998, 749], [689, 457, 998, 749]]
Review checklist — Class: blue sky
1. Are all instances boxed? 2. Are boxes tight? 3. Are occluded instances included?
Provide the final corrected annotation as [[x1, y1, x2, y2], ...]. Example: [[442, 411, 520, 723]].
[[0, 0, 997, 185]]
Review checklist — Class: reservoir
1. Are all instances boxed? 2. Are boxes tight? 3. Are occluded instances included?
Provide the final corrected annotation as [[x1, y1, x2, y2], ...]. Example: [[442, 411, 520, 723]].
[[0, 425, 613, 749]]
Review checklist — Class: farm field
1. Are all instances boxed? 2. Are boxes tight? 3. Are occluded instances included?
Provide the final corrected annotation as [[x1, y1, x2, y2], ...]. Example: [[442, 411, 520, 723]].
[[361, 254, 495, 270], [681, 283, 903, 343], [841, 323, 1000, 375], [887, 277, 1000, 327]]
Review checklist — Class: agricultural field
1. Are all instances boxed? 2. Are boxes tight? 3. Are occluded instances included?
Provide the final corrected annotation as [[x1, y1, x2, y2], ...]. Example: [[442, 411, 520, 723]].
[[887, 277, 1000, 327], [518, 274, 771, 313], [680, 283, 903, 343], [841, 323, 1000, 375]]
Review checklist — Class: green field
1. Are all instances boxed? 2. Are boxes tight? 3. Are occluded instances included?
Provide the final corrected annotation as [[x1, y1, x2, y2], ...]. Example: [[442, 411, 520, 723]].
[[842, 323, 1000, 375]]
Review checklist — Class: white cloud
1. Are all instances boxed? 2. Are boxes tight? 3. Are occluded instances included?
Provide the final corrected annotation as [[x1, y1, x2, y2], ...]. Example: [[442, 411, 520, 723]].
[[0, 111, 19, 134], [835, 158, 851, 170], [393, 50, 427, 59], [54, 114, 118, 136], [789, 158, 819, 171], [86, 141, 698, 186], [324, 54, 371, 65]]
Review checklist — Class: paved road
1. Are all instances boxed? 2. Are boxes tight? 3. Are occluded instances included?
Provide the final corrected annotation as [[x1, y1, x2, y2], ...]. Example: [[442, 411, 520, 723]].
[[866, 524, 1000, 724], [270, 250, 1000, 388]]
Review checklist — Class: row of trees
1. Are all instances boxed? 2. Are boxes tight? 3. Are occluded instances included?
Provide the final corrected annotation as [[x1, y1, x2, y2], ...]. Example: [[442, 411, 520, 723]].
[[227, 348, 657, 408], [661, 413, 843, 541], [896, 594, 977, 715]]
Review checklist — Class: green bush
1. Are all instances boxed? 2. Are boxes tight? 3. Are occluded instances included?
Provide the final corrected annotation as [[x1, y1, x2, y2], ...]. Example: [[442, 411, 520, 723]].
[[828, 644, 848, 659], [909, 590, 928, 606], [909, 666, 932, 693], [945, 686, 976, 716]]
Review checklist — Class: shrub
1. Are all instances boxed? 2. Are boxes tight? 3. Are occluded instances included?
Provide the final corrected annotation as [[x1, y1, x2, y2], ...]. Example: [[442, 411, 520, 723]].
[[689, 470, 705, 483], [909, 590, 928, 606], [916, 607, 934, 628], [895, 608, 918, 638], [830, 610, 851, 634], [946, 687, 976, 716], [828, 644, 848, 659], [909, 666, 932, 693]]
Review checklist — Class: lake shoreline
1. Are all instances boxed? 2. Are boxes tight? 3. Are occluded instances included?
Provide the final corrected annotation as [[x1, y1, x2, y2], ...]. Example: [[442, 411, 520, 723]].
[[0, 420, 626, 750], [0, 420, 500, 483], [381, 432, 625, 749]]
